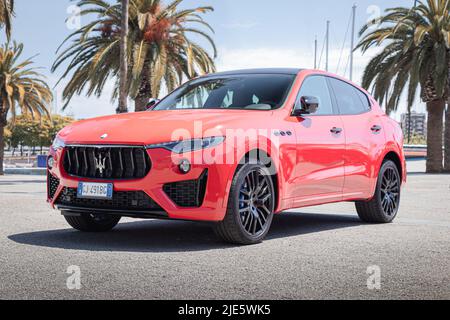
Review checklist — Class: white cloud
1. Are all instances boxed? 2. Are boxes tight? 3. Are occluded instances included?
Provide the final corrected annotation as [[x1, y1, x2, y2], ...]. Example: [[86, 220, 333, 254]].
[[216, 47, 312, 71], [216, 46, 374, 86]]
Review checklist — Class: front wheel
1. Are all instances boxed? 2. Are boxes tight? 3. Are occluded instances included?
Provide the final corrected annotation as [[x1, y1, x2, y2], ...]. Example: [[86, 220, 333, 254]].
[[63, 213, 121, 232], [214, 163, 275, 245], [355, 160, 401, 223]]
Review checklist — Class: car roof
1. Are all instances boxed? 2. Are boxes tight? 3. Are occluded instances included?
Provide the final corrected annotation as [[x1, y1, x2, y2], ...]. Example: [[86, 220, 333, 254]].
[[204, 68, 303, 77]]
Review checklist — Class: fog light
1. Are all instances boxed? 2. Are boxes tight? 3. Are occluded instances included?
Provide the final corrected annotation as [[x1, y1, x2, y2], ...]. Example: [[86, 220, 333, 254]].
[[47, 156, 55, 169], [179, 159, 191, 174]]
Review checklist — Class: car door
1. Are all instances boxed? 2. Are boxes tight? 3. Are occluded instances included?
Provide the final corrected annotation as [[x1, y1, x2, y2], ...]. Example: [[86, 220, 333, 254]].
[[327, 77, 386, 200], [290, 75, 346, 207]]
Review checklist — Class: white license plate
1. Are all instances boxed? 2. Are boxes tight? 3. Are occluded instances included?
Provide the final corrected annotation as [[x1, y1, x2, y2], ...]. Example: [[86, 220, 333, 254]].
[[77, 182, 113, 200]]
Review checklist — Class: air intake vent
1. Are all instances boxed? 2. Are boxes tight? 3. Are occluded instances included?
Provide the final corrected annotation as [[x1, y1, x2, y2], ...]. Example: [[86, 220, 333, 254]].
[[63, 146, 151, 180], [163, 170, 208, 208], [47, 173, 60, 200]]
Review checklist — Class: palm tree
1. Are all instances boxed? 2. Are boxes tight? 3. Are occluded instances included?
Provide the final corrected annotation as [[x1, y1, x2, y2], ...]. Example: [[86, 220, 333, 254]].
[[52, 0, 216, 112], [0, 42, 53, 175], [118, 0, 129, 114], [0, 0, 14, 39], [357, 0, 450, 173]]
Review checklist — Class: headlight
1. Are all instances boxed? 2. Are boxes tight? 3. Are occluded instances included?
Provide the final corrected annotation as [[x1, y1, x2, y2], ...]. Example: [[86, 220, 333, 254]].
[[52, 136, 66, 150], [47, 156, 55, 169], [146, 136, 225, 154]]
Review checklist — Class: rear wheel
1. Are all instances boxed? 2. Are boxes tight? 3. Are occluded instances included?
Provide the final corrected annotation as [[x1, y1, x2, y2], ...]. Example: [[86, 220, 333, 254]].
[[355, 160, 401, 223], [64, 213, 121, 232], [214, 163, 275, 245]]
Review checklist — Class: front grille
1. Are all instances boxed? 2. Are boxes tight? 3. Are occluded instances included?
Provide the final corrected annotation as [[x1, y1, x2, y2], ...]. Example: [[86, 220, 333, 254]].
[[47, 173, 60, 200], [63, 146, 151, 180], [163, 170, 208, 208], [55, 187, 163, 212]]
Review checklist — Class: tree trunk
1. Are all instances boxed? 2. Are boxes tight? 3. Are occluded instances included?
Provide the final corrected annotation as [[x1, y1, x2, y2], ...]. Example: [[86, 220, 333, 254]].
[[426, 99, 445, 173], [117, 0, 129, 114], [134, 61, 152, 112], [0, 124, 4, 175], [135, 94, 152, 112], [444, 102, 450, 173], [0, 109, 6, 175]]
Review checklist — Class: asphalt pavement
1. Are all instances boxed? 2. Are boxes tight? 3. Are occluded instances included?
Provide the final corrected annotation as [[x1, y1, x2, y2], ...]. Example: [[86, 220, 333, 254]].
[[0, 160, 449, 300]]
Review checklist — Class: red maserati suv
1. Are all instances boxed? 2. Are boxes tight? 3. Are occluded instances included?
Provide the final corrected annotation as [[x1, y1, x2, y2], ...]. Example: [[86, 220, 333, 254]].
[[47, 68, 406, 245]]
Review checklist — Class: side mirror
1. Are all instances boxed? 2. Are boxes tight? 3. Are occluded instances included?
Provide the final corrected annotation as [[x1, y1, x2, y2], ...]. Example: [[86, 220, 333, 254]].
[[146, 98, 161, 110], [292, 96, 319, 116]]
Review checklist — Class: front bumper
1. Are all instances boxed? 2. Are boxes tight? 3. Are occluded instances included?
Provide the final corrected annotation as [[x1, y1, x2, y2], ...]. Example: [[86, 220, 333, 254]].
[[47, 146, 236, 222]]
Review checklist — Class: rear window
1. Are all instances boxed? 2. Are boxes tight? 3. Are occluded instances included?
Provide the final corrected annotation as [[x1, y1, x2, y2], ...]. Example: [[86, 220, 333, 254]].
[[328, 78, 370, 115], [154, 74, 295, 111], [355, 88, 371, 110]]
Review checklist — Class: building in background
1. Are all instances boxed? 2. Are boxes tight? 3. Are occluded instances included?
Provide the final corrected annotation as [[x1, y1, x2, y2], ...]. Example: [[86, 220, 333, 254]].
[[401, 112, 427, 139]]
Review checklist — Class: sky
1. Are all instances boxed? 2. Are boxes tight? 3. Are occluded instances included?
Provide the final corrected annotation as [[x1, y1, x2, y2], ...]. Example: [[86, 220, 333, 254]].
[[2, 0, 424, 120]]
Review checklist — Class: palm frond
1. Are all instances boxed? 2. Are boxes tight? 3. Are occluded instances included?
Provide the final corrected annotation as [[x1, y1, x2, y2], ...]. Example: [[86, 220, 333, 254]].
[[357, 0, 450, 114], [53, 0, 217, 111]]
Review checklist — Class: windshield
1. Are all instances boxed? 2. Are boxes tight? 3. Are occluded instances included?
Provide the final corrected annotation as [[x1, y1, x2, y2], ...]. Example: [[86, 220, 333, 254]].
[[154, 74, 295, 111]]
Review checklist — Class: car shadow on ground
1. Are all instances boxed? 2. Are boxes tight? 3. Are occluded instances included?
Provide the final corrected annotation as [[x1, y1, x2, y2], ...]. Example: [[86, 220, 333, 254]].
[[8, 212, 363, 253]]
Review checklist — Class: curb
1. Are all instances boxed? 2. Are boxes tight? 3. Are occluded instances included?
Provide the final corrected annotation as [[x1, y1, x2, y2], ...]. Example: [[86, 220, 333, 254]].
[[4, 168, 47, 176]]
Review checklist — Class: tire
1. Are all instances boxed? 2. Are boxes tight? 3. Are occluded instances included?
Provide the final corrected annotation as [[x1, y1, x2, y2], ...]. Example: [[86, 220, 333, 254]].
[[355, 160, 401, 223], [214, 163, 275, 245], [64, 213, 121, 232]]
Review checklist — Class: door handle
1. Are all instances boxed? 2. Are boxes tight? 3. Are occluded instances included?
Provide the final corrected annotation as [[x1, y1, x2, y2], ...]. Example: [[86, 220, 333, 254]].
[[371, 125, 382, 133], [330, 127, 343, 134]]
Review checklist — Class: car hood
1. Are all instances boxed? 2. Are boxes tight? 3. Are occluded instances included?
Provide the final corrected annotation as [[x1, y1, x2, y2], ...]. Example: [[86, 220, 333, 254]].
[[59, 109, 267, 145]]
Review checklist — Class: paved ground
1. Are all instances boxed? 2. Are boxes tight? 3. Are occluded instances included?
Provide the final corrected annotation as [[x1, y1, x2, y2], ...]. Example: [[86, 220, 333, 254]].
[[0, 160, 449, 300]]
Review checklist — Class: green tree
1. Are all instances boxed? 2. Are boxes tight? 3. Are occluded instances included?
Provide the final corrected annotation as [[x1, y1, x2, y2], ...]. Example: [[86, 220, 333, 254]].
[[357, 0, 450, 173], [0, 0, 14, 39], [6, 115, 74, 156], [46, 115, 75, 146], [53, 0, 216, 112], [6, 115, 33, 155], [0, 42, 53, 174]]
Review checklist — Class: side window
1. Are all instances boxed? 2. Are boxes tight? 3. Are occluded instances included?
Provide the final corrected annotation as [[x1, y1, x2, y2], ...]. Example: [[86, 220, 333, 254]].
[[329, 78, 369, 115], [296, 76, 334, 115], [355, 89, 371, 111]]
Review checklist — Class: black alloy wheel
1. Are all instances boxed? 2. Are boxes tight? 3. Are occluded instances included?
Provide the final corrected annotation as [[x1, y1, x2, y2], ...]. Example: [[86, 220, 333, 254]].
[[356, 160, 401, 223], [238, 169, 274, 236], [214, 163, 275, 245], [380, 166, 401, 217]]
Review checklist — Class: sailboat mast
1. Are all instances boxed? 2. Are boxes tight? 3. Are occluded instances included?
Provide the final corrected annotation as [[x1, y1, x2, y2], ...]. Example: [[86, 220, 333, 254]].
[[326, 20, 330, 72], [350, 4, 357, 81]]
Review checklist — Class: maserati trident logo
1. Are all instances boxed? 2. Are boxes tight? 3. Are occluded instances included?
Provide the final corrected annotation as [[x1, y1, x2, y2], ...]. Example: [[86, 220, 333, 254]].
[[100, 133, 108, 139], [94, 154, 106, 175]]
